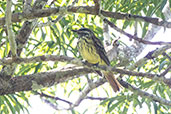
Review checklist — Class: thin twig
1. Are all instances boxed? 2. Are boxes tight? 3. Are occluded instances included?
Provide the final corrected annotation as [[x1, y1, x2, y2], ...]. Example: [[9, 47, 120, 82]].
[[128, 45, 171, 70], [70, 78, 106, 109], [37, 15, 63, 28], [42, 98, 60, 110], [160, 65, 171, 77], [103, 18, 171, 45], [86, 96, 107, 100], [163, 52, 171, 60], [35, 91, 73, 105], [0, 42, 5, 47], [119, 79, 171, 106], [37, 0, 78, 28], [133, 21, 137, 41], [3, 41, 169, 68], [103, 22, 111, 47]]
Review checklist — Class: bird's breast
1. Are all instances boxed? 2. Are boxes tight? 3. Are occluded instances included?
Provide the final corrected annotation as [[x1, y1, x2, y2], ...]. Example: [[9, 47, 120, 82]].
[[77, 38, 106, 65]]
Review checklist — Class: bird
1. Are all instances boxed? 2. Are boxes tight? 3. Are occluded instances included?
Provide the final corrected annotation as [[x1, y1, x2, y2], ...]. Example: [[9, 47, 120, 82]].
[[72, 28, 121, 92]]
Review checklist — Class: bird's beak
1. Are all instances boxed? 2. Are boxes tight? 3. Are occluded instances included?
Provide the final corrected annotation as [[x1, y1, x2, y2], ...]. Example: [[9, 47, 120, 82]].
[[71, 29, 78, 33]]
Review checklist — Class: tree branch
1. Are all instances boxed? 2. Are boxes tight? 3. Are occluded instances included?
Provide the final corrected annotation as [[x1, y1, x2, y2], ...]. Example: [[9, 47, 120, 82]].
[[23, 0, 32, 14], [37, 0, 78, 28], [42, 98, 60, 110], [103, 22, 110, 47], [0, 67, 93, 95], [0, 45, 170, 88], [86, 96, 107, 101], [128, 45, 171, 70], [103, 18, 171, 45], [0, 54, 167, 83], [160, 65, 171, 77], [119, 80, 171, 106], [2, 44, 169, 66], [70, 78, 106, 109], [163, 52, 171, 60], [35, 89, 107, 110], [93, 0, 100, 14], [35, 91, 73, 105], [0, 55, 77, 65], [1, 0, 48, 77], [0, 55, 162, 80], [5, 0, 17, 57], [1, 6, 171, 28]]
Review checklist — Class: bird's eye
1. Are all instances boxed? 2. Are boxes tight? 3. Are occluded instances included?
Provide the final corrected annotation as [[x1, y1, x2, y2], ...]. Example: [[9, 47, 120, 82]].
[[83, 33, 89, 37]]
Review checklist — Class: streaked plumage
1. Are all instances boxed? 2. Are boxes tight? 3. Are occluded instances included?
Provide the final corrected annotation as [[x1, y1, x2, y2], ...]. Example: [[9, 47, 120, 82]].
[[72, 28, 120, 92]]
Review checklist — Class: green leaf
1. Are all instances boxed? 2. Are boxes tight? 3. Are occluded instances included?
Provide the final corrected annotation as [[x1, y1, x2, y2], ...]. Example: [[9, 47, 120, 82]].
[[100, 98, 110, 106], [160, 12, 166, 20], [146, 99, 152, 113], [34, 63, 42, 73], [108, 96, 126, 112], [160, 0, 167, 11], [159, 60, 167, 72], [153, 101, 158, 114], [108, 101, 121, 112], [142, 22, 149, 38], [41, 28, 46, 41], [122, 103, 129, 114], [133, 97, 142, 108], [170, 0, 171, 8], [158, 85, 165, 98], [122, 20, 132, 30], [4, 96, 15, 114], [47, 41, 55, 48], [82, 109, 88, 114], [71, 109, 79, 114], [141, 81, 154, 89]]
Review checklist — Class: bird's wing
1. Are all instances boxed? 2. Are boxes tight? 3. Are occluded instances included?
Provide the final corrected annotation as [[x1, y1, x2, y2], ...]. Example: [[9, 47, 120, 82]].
[[92, 35, 110, 66]]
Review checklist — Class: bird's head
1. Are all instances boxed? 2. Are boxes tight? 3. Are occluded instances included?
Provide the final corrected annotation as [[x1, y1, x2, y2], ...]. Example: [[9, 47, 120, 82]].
[[72, 28, 94, 38]]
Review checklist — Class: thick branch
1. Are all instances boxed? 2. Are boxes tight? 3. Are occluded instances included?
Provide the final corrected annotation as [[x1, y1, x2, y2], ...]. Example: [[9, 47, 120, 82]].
[[0, 44, 170, 84], [0, 55, 161, 80], [0, 67, 93, 95], [0, 55, 77, 65], [1, 6, 171, 28], [2, 44, 170, 66], [0, 54, 171, 88], [93, 0, 100, 14], [0, 55, 165, 81]]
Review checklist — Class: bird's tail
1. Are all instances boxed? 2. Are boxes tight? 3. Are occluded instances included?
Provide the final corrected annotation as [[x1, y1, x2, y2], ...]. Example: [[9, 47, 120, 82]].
[[103, 71, 121, 92]]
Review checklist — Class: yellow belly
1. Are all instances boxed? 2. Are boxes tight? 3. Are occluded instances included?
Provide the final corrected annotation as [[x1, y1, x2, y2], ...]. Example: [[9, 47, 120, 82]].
[[77, 39, 106, 65]]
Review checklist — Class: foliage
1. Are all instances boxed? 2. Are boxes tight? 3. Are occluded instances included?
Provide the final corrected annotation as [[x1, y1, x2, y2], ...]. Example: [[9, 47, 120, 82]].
[[0, 0, 170, 114]]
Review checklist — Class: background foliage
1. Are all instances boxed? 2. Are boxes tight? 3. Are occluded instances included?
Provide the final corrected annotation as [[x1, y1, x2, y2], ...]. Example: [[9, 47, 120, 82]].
[[0, 0, 170, 114]]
